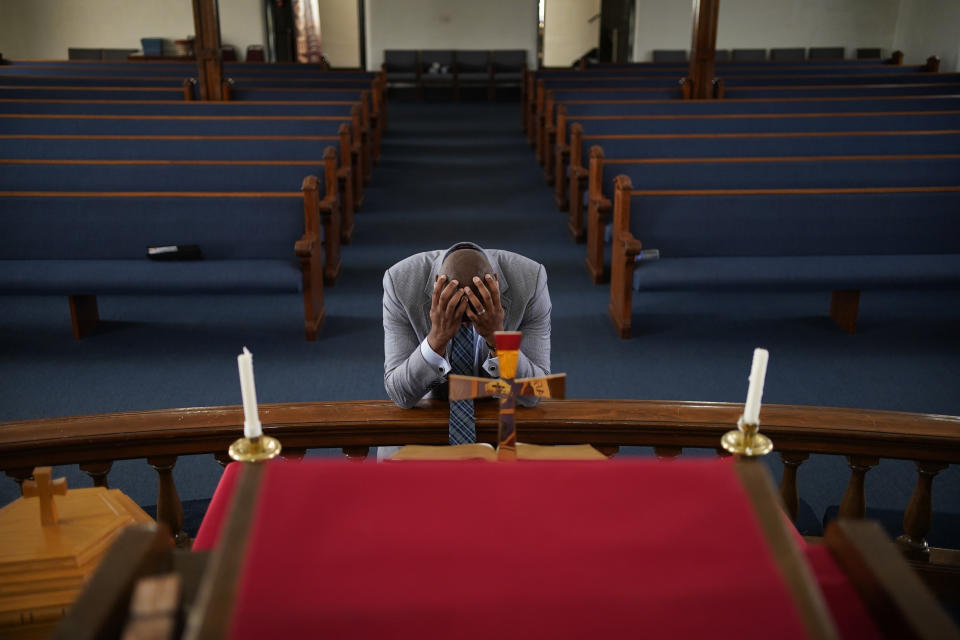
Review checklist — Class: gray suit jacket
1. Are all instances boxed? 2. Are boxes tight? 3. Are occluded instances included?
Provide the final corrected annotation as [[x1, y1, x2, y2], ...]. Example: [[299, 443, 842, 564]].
[[383, 247, 552, 409]]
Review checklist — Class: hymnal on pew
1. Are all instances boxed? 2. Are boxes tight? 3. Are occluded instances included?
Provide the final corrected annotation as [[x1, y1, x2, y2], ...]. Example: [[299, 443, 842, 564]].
[[146, 244, 203, 261]]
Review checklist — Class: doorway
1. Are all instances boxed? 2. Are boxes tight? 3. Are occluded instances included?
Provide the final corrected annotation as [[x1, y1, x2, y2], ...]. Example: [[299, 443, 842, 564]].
[[539, 0, 602, 68], [598, 0, 634, 63]]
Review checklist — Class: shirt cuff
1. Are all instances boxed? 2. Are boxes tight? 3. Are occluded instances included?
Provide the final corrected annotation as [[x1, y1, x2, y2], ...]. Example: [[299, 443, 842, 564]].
[[420, 337, 451, 376], [481, 355, 499, 377]]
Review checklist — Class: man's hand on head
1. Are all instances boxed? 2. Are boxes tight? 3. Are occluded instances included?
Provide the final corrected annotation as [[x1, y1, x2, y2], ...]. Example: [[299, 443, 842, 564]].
[[427, 275, 467, 357], [464, 274, 505, 346]]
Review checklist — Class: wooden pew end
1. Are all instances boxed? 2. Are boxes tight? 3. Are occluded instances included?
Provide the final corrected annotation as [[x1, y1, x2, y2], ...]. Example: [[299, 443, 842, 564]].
[[68, 295, 99, 340], [830, 290, 860, 335], [305, 311, 324, 341]]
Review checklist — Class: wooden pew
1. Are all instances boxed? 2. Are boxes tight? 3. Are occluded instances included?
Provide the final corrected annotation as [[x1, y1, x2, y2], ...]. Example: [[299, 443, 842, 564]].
[[551, 95, 960, 206], [0, 154, 351, 282], [526, 62, 944, 152], [0, 110, 363, 233], [0, 154, 339, 339], [0, 100, 369, 209], [571, 125, 960, 247], [551, 104, 960, 192], [605, 182, 960, 337], [543, 81, 960, 180]]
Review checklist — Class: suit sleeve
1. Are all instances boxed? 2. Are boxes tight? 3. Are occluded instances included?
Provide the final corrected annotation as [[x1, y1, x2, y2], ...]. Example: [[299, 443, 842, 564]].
[[383, 269, 445, 409], [514, 264, 552, 407]]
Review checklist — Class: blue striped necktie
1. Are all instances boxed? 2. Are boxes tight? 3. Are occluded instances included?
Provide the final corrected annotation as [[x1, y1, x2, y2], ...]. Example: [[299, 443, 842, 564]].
[[449, 324, 476, 445]]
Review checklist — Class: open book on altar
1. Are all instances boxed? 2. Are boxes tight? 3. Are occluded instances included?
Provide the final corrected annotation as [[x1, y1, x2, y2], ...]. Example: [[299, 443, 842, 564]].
[[389, 442, 608, 461]]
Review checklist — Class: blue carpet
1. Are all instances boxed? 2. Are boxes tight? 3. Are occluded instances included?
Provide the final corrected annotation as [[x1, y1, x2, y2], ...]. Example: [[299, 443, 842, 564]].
[[1, 102, 958, 543]]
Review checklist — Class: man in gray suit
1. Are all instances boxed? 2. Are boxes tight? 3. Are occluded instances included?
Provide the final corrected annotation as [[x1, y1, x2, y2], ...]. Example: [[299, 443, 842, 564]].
[[381, 242, 551, 456]]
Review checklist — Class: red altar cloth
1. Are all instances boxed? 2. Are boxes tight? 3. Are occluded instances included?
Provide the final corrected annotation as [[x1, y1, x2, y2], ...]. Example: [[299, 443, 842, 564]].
[[195, 459, 833, 639]]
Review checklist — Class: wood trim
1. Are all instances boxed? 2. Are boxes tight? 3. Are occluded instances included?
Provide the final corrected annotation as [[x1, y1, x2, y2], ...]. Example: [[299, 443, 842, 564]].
[[0, 85, 183, 92], [585, 146, 607, 282], [0, 73, 375, 84], [51, 524, 173, 640], [0, 98, 359, 105], [191, 0, 223, 101], [724, 82, 960, 91], [68, 294, 99, 339], [0, 74, 232, 82], [1, 400, 958, 468], [227, 86, 370, 94], [0, 191, 303, 197], [608, 176, 637, 339], [604, 154, 960, 165], [563, 110, 960, 121], [183, 462, 265, 640], [628, 186, 960, 197], [298, 174, 325, 341], [585, 130, 960, 140], [547, 74, 960, 90], [824, 520, 960, 640], [0, 159, 334, 165], [735, 462, 840, 640], [562, 95, 960, 105], [531, 64, 933, 77], [0, 134, 339, 140], [830, 290, 861, 335], [321, 145, 341, 285], [1, 114, 353, 121]]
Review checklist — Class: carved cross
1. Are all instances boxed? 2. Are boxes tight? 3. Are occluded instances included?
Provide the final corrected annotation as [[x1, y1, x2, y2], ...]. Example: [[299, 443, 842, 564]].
[[22, 466, 68, 527], [449, 331, 566, 461]]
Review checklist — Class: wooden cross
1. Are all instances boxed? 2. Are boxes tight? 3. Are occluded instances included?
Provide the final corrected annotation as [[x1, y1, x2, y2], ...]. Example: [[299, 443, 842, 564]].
[[449, 331, 566, 461], [22, 466, 68, 527]]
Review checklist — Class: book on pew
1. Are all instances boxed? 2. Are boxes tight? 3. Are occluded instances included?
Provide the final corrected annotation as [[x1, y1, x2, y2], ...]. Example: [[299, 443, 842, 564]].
[[389, 442, 608, 461], [147, 244, 203, 261]]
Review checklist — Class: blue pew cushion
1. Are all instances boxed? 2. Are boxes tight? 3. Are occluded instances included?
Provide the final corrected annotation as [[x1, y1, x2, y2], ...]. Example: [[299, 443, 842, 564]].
[[632, 255, 960, 291], [0, 259, 303, 294]]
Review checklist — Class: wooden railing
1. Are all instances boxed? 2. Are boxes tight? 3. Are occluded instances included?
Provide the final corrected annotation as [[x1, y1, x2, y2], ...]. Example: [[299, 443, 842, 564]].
[[1, 399, 957, 561]]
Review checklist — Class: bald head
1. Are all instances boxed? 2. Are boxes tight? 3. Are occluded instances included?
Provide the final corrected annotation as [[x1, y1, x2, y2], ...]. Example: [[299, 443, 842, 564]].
[[438, 248, 494, 315]]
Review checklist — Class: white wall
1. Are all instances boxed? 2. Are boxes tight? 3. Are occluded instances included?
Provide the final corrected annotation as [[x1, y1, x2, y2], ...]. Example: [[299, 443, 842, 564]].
[[542, 0, 601, 68], [220, 0, 266, 60], [893, 0, 960, 72], [364, 0, 539, 71], [0, 0, 264, 61], [632, 0, 693, 62], [633, 0, 901, 62], [318, 0, 361, 67]]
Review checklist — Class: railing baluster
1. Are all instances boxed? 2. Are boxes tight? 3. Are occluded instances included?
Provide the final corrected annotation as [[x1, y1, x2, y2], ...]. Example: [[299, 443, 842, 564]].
[[654, 446, 682, 460], [7, 468, 34, 494], [593, 445, 619, 458], [778, 452, 809, 523], [79, 460, 113, 488], [342, 446, 369, 462], [281, 448, 307, 462], [896, 460, 948, 559], [838, 455, 879, 519], [147, 456, 187, 548]]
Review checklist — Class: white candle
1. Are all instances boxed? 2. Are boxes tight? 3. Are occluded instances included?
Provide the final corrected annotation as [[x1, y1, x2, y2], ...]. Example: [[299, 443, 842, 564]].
[[743, 348, 769, 426], [237, 347, 262, 438]]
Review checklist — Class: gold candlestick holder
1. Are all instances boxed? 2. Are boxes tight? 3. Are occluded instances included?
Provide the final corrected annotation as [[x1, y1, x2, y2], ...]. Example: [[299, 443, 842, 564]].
[[228, 434, 282, 463], [721, 417, 773, 457]]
